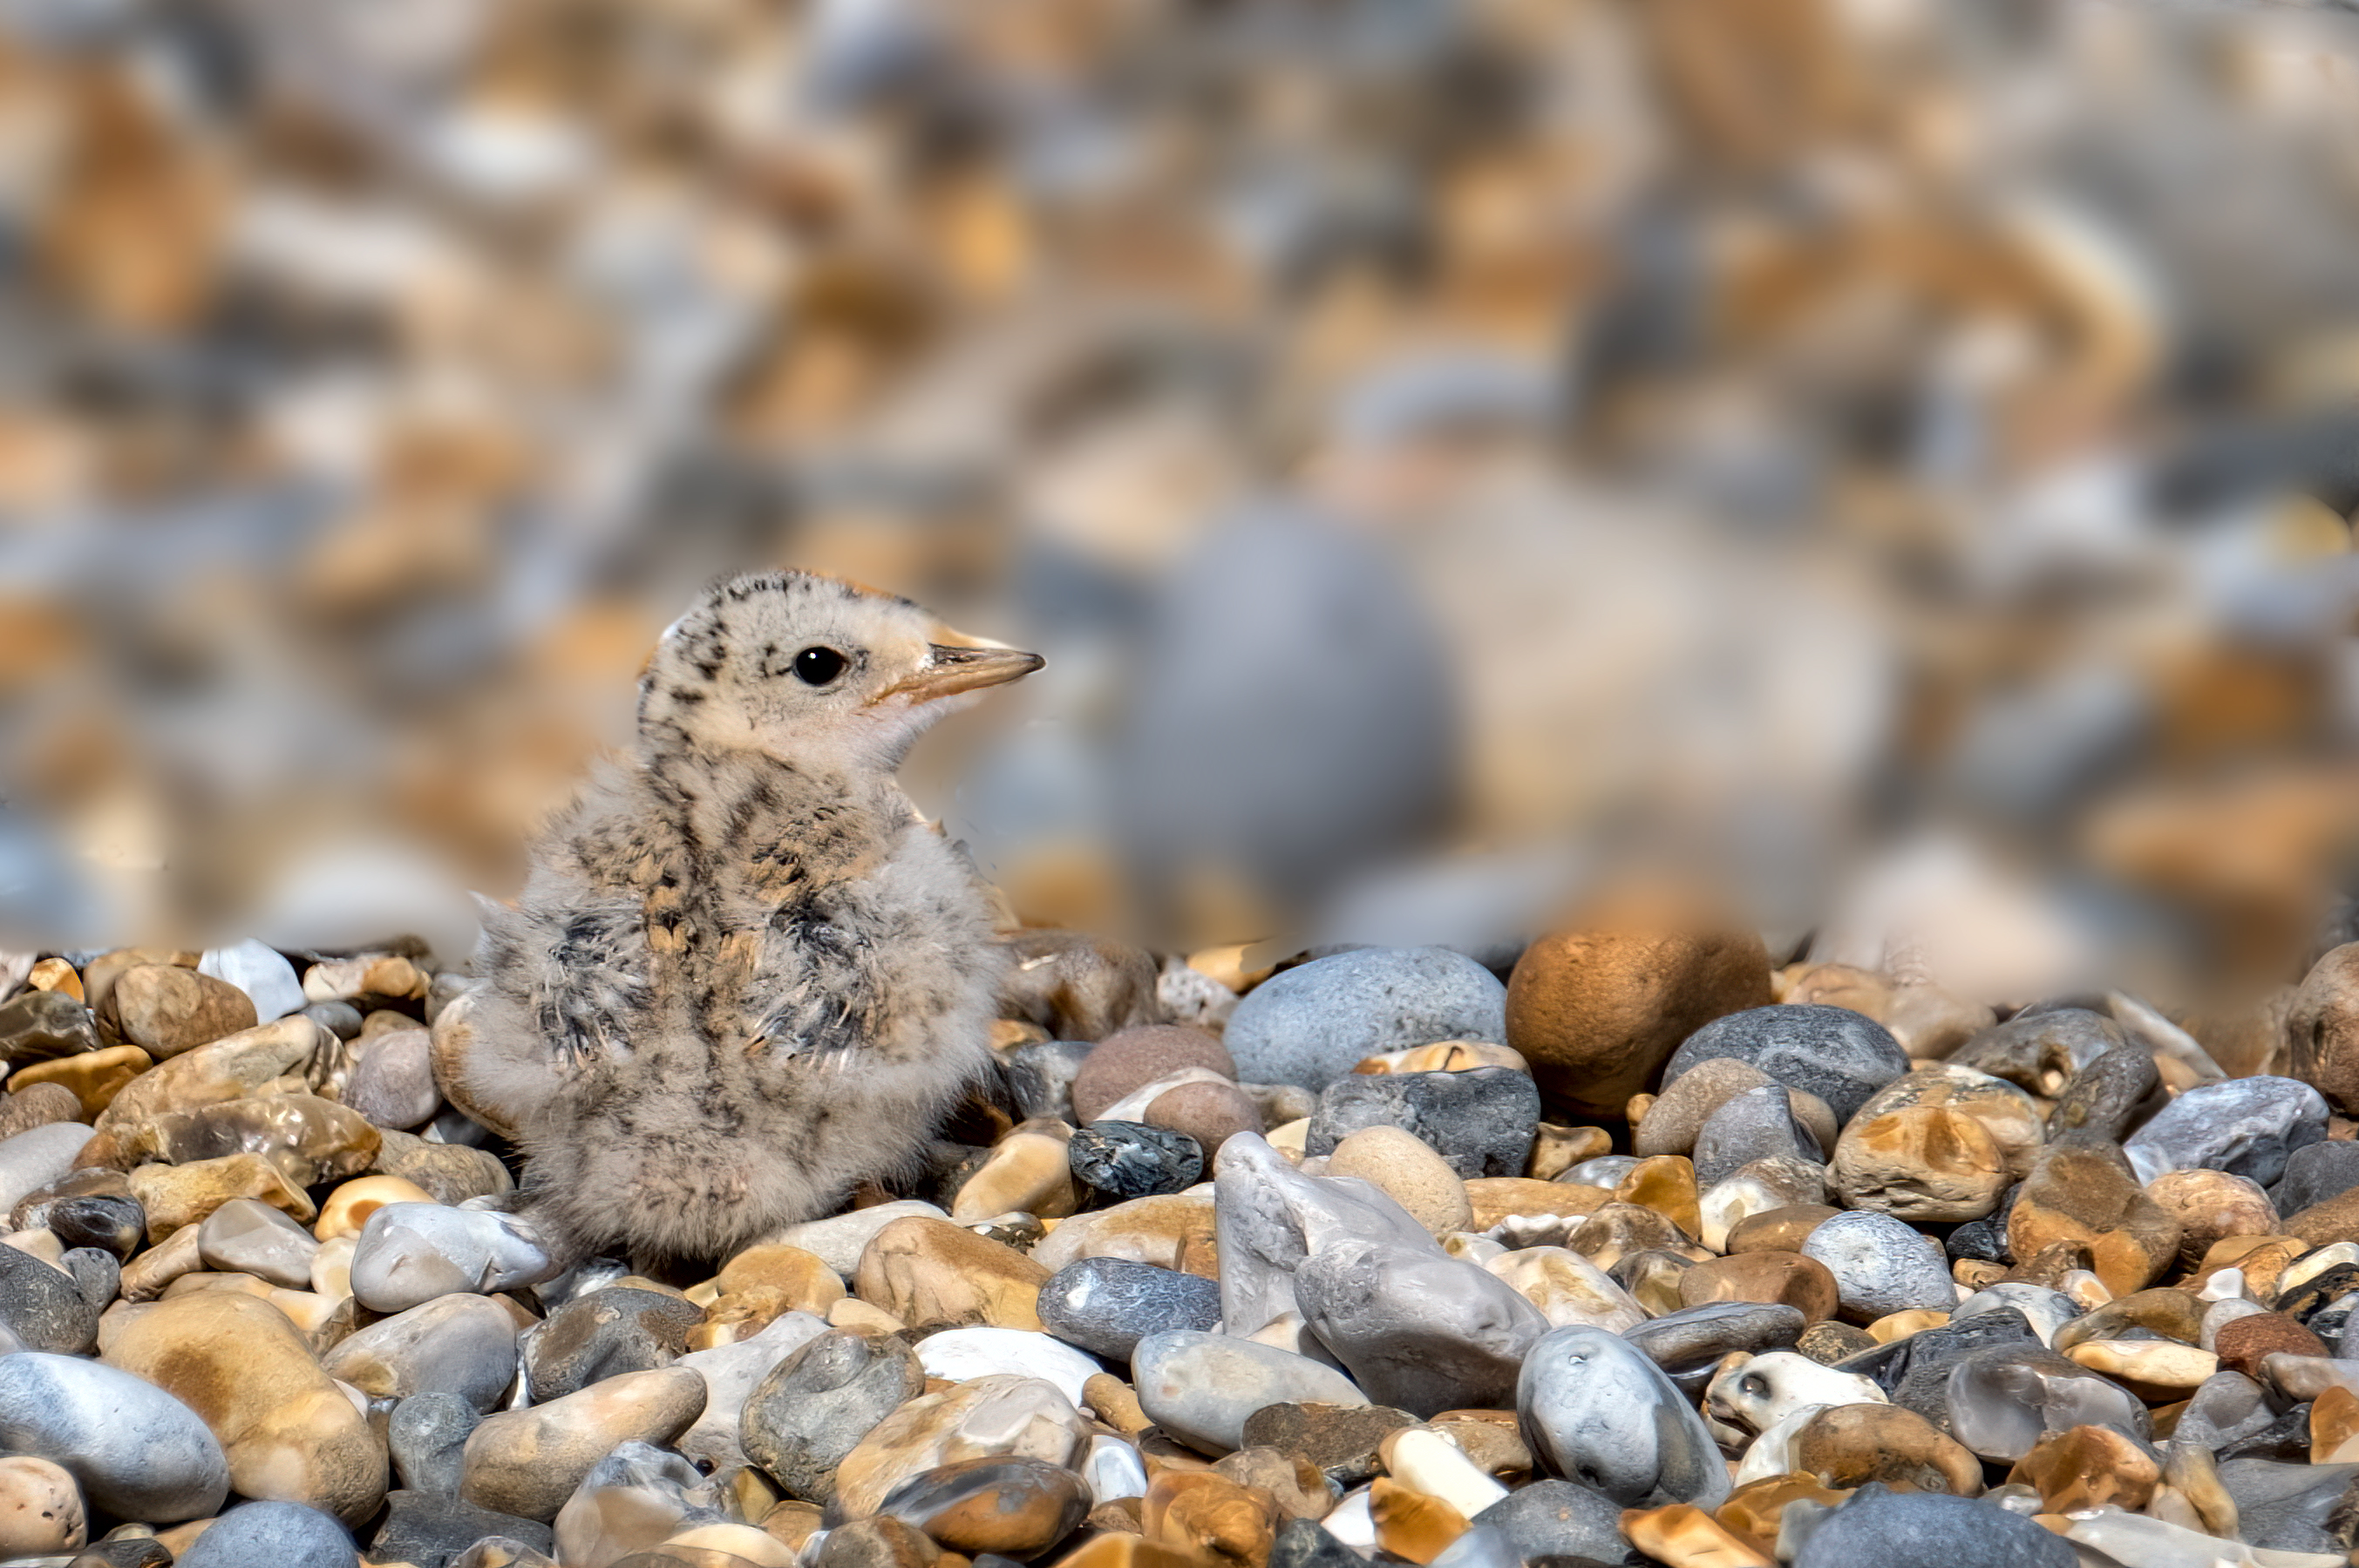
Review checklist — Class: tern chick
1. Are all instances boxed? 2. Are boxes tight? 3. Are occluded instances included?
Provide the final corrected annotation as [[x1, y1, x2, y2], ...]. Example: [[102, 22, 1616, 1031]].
[[455, 570, 1041, 1268]]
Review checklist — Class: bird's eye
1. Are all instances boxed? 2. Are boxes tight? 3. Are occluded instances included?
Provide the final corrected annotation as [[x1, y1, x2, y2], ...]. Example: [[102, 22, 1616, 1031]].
[[793, 646, 847, 686]]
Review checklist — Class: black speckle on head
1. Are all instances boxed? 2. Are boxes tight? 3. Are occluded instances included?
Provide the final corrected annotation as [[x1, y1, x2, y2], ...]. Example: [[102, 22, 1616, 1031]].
[[670, 687, 706, 705]]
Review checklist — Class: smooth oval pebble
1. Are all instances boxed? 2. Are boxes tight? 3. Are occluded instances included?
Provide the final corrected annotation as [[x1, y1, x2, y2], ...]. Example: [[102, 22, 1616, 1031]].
[[1132, 1331, 1367, 1454], [1800, 1209, 1956, 1321], [1515, 1324, 1729, 1509], [0, 1351, 228, 1521], [175, 1499, 359, 1568], [1037, 1257, 1222, 1361], [875, 1456, 1091, 1560]]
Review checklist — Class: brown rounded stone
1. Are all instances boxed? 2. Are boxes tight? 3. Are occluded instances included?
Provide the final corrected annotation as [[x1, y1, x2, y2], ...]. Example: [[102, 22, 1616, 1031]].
[[2213, 1313, 2329, 1380], [2145, 1169, 2278, 1270], [102, 1290, 386, 1524], [875, 1456, 1091, 1559], [1677, 1251, 1839, 1322], [2050, 1288, 2202, 1354], [1717, 1474, 1853, 1547], [129, 1152, 316, 1240], [2281, 1184, 2359, 1248], [1145, 1082, 1260, 1156], [1212, 1448, 1335, 1520], [2063, 1340, 2219, 1402], [1790, 1403, 1982, 1496], [1148, 1470, 1282, 1568], [1504, 925, 1772, 1118], [2009, 1147, 2182, 1297], [1723, 1205, 1840, 1254], [1073, 1028, 1235, 1124], [2005, 1425, 2158, 1512], [0, 1083, 85, 1140], [1832, 1104, 2007, 1222], [2291, 942, 2359, 1116], [853, 1218, 1050, 1331], [108, 965, 257, 1060]]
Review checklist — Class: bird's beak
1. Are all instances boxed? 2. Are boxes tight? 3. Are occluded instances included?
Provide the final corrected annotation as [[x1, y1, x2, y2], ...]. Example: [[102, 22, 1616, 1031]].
[[874, 642, 1045, 704]]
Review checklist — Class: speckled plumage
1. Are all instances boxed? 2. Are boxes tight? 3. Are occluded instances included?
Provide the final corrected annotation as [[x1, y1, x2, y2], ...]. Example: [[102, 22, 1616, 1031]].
[[455, 571, 1041, 1267]]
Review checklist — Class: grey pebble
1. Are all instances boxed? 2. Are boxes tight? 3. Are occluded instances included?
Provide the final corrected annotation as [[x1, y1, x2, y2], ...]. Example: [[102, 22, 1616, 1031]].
[[1223, 947, 1507, 1091], [345, 1028, 441, 1130], [2124, 1075, 2328, 1187], [1294, 1239, 1546, 1416], [1037, 1257, 1221, 1361], [740, 1327, 926, 1505], [1662, 1005, 1908, 1123], [1516, 1325, 1729, 1509], [389, 1391, 480, 1497], [1690, 1083, 1821, 1186], [1800, 1209, 1955, 1320], [177, 1500, 357, 1568], [0, 1352, 228, 1520], [0, 1240, 96, 1353], [1471, 1478, 1638, 1565], [1791, 1484, 2073, 1568], [1132, 1330, 1367, 1454]]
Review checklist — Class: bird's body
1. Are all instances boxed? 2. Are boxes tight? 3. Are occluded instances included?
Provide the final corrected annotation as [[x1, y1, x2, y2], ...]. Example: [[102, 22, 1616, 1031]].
[[453, 571, 1040, 1267]]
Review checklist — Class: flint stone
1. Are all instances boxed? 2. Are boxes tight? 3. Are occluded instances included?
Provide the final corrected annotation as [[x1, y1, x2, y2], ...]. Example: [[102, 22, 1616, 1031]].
[[1516, 1325, 1728, 1509], [1952, 1007, 2125, 1096], [1661, 1006, 1909, 1123], [0, 1351, 229, 1521], [1834, 1307, 2040, 1428], [674, 1309, 832, 1470], [1036, 1258, 1221, 1361], [1213, 1132, 1439, 1341], [1943, 1344, 2151, 1462], [2124, 1076, 2328, 1188], [740, 1327, 926, 1504], [0, 991, 99, 1064], [1004, 1042, 1094, 1123], [1304, 1069, 1540, 1178], [2218, 1459, 2359, 1554], [0, 1239, 96, 1352], [371, 1491, 552, 1568], [322, 1293, 520, 1410], [1224, 948, 1508, 1092], [1624, 1302, 1805, 1388], [2043, 1044, 2158, 1148], [523, 1285, 701, 1402], [1294, 1239, 1547, 1416], [2274, 1140, 2359, 1216], [1068, 1123, 1203, 1201]]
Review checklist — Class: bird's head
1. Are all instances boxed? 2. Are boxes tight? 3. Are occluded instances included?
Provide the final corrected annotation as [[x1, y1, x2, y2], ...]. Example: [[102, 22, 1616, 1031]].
[[638, 571, 1043, 772]]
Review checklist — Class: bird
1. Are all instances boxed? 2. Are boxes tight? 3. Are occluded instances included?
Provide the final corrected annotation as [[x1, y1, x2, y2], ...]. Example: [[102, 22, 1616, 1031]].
[[450, 569, 1043, 1270]]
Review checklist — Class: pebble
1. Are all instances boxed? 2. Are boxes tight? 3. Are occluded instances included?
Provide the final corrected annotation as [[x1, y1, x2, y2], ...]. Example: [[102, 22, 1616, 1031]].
[[833, 1373, 1091, 1518], [0, 1351, 228, 1521], [916, 1327, 1102, 1404], [1484, 1246, 1644, 1333], [1224, 948, 1508, 1091], [1950, 1008, 2124, 1097], [102, 1291, 386, 1524], [0, 1453, 84, 1555], [344, 1027, 440, 1130], [196, 1196, 319, 1288], [1295, 1239, 1547, 1415], [388, 1390, 479, 1496], [0, 1123, 96, 1216], [1517, 1325, 1728, 1508], [1793, 1402, 1982, 1495], [1788, 1483, 2073, 1568], [1944, 1344, 2152, 1461], [1662, 1004, 1911, 1123], [1627, 1301, 1805, 1390], [2146, 1168, 2278, 1270], [1324, 1126, 1472, 1235], [322, 1292, 520, 1409], [1632, 1058, 1779, 1158], [1212, 1132, 1437, 1339], [1133, 1332, 1367, 1454], [1073, 1028, 1236, 1124], [2008, 1147, 2182, 1296], [379, 1491, 554, 1567], [1691, 1082, 1822, 1186], [1036, 1258, 1221, 1360], [461, 1366, 707, 1521], [198, 940, 308, 1022], [876, 1456, 1091, 1559], [1144, 1079, 1263, 1154], [1004, 1041, 1095, 1123], [0, 1240, 96, 1353], [997, 930, 1162, 1044], [524, 1284, 701, 1401], [1503, 925, 1771, 1118], [1069, 1123, 1203, 1201], [174, 1500, 359, 1568], [0, 991, 101, 1063], [124, 1094, 381, 1189], [106, 966, 258, 1060], [1799, 1210, 1955, 1320], [1465, 1477, 1634, 1565], [349, 1202, 558, 1312], [853, 1216, 1049, 1330], [0, 1083, 82, 1142], [2043, 1042, 2159, 1148], [2124, 1074, 2329, 1186], [739, 1328, 925, 1504], [2291, 941, 2359, 1116], [1307, 1069, 1539, 1180]]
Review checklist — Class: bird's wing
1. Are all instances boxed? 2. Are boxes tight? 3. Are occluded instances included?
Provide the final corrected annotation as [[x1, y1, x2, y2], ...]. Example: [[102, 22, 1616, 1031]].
[[744, 913, 876, 1064], [485, 894, 653, 1066]]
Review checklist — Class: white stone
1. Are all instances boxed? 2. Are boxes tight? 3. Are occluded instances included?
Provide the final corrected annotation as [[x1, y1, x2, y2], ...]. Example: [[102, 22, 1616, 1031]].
[[1084, 1435, 1147, 1505], [348, 1202, 558, 1312], [1384, 1427, 1506, 1518], [1704, 1352, 1886, 1435], [198, 940, 307, 1021], [915, 1327, 1101, 1405]]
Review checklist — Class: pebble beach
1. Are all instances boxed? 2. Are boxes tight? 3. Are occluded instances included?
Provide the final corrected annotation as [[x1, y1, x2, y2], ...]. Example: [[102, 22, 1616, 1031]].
[[0, 929, 2355, 1566]]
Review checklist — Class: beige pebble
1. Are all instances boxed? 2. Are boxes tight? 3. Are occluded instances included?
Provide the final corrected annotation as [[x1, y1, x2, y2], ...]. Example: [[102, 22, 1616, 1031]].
[[952, 1122, 1078, 1222], [313, 1174, 436, 1241], [0, 1455, 84, 1554], [128, 1154, 316, 1242], [1325, 1127, 1470, 1237]]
